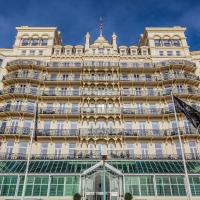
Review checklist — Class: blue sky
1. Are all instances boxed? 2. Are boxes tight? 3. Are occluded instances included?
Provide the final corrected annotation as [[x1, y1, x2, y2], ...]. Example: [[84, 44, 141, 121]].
[[0, 0, 200, 50]]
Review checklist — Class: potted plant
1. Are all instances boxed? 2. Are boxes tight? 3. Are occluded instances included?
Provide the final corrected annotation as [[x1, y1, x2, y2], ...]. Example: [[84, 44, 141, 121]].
[[125, 192, 133, 200], [73, 193, 81, 200]]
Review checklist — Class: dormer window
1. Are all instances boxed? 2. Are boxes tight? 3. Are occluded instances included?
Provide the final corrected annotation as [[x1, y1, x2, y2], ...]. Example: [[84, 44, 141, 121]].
[[77, 50, 82, 55], [163, 39, 171, 47], [55, 50, 60, 55], [31, 39, 39, 46], [21, 38, 29, 46], [154, 39, 162, 47], [41, 39, 48, 46], [143, 51, 147, 56], [131, 50, 137, 55], [121, 50, 126, 55], [66, 50, 71, 55], [172, 39, 181, 47], [99, 48, 104, 54]]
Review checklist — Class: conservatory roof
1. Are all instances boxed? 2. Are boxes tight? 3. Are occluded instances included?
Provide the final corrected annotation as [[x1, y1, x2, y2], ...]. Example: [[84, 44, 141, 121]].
[[0, 160, 200, 174]]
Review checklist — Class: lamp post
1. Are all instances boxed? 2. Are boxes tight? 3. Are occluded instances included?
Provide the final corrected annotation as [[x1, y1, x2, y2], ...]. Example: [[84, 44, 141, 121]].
[[102, 154, 107, 200]]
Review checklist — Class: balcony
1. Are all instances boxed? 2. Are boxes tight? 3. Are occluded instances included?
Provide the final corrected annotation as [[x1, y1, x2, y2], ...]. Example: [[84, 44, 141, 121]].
[[39, 107, 80, 115], [82, 107, 121, 115], [0, 105, 35, 114], [0, 87, 198, 98], [1, 87, 40, 96], [1, 151, 199, 161], [45, 76, 81, 82], [42, 90, 80, 97], [3, 72, 44, 82], [6, 59, 196, 72], [0, 126, 198, 137], [0, 126, 32, 135]]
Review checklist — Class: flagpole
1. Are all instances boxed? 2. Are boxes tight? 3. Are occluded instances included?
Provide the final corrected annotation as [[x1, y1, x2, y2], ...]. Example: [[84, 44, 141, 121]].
[[171, 92, 192, 200], [21, 102, 38, 200]]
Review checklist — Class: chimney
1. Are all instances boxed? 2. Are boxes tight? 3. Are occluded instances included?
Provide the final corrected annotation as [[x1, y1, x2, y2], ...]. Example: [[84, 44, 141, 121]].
[[112, 33, 117, 51], [85, 32, 90, 51]]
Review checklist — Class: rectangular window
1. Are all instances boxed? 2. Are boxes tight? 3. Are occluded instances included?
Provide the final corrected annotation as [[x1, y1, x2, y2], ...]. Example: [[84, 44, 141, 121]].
[[43, 121, 51, 135], [127, 144, 134, 157], [139, 122, 146, 136], [167, 51, 173, 56], [152, 122, 160, 135], [155, 143, 163, 158], [69, 143, 76, 157], [24, 176, 49, 196], [189, 141, 197, 159], [55, 143, 62, 158], [50, 176, 64, 196], [69, 122, 78, 135], [23, 120, 31, 135], [124, 122, 133, 135], [56, 121, 64, 135], [159, 51, 164, 56], [1, 176, 18, 196], [41, 143, 48, 156], [137, 103, 144, 114], [10, 120, 19, 134], [141, 143, 148, 158], [156, 176, 186, 196], [176, 143, 182, 158], [19, 142, 27, 157], [6, 141, 14, 157], [176, 51, 181, 56]]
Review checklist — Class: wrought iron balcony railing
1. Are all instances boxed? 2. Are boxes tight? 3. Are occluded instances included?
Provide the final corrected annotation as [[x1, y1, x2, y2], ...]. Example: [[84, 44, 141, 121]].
[[0, 105, 35, 113], [38, 106, 178, 115], [0, 152, 199, 161], [3, 71, 199, 83], [0, 104, 199, 116], [0, 126, 198, 137], [1, 87, 199, 98]]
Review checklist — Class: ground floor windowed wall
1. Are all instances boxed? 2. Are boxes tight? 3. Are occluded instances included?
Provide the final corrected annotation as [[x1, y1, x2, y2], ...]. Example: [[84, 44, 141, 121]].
[[0, 174, 200, 197], [0, 175, 79, 197], [0, 160, 200, 199]]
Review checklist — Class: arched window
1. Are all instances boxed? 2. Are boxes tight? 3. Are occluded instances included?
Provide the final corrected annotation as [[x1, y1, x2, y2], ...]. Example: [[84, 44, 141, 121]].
[[88, 144, 94, 155], [108, 143, 115, 152], [21, 38, 29, 46], [41, 38, 48, 46]]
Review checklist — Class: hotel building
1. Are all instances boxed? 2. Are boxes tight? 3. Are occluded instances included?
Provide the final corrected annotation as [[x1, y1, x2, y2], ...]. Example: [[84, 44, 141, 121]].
[[0, 26, 200, 200]]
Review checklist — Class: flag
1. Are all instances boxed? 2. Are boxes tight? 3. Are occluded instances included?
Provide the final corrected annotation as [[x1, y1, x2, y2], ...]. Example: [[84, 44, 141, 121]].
[[34, 103, 38, 141], [99, 17, 103, 35], [173, 95, 200, 129]]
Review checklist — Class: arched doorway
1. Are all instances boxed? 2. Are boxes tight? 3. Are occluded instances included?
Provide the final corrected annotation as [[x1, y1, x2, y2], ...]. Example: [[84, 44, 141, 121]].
[[81, 161, 124, 200]]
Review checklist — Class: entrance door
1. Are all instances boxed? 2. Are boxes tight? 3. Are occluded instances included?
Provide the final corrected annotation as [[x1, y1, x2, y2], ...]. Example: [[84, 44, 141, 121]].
[[84, 170, 121, 200]]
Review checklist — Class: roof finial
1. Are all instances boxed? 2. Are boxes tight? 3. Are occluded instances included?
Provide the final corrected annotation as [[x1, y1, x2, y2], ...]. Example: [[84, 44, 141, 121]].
[[99, 17, 103, 36]]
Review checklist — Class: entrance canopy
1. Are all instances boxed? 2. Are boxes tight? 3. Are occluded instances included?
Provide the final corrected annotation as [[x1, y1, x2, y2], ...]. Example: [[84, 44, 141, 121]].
[[81, 161, 123, 176]]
